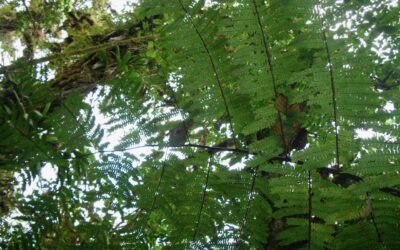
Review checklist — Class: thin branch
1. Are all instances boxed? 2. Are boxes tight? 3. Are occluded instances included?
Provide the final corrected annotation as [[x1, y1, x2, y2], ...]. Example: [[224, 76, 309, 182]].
[[316, 2, 340, 167], [86, 143, 251, 156], [77, 143, 305, 166], [236, 171, 257, 249], [141, 150, 170, 236], [365, 192, 384, 246], [150, 163, 166, 211], [192, 155, 213, 241], [2, 142, 252, 168], [251, 0, 288, 155], [4, 140, 300, 168], [176, 0, 239, 149]]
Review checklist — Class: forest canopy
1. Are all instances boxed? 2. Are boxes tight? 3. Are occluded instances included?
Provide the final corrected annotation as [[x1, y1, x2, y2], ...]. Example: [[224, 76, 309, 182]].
[[0, 0, 399, 249]]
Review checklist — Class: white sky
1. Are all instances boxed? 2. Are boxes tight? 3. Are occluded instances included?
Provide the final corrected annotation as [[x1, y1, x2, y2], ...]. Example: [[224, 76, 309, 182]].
[[110, 0, 133, 13]]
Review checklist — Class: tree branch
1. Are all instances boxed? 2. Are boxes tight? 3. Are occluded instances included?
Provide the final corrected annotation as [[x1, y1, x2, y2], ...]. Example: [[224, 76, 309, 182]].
[[88, 143, 251, 156], [0, 36, 151, 75], [192, 155, 213, 241]]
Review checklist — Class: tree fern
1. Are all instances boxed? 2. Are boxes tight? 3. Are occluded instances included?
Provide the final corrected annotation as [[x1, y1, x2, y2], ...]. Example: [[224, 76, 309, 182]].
[[1, 0, 400, 249]]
